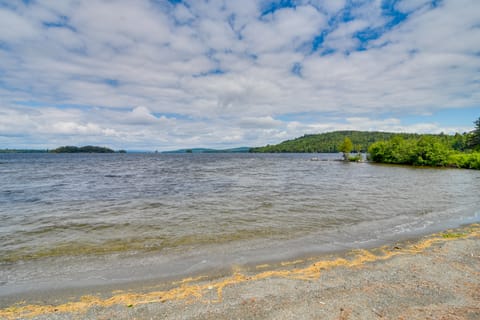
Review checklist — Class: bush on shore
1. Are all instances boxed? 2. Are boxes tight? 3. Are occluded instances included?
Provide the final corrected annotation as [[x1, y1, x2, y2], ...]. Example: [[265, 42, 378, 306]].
[[368, 136, 451, 167], [448, 153, 480, 169], [368, 136, 480, 169]]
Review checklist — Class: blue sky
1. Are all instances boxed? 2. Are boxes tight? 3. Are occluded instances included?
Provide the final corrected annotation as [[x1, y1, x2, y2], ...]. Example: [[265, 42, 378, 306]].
[[0, 0, 479, 150]]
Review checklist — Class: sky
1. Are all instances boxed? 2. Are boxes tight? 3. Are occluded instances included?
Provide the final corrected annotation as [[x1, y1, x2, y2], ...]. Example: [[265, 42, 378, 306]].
[[0, 0, 479, 151]]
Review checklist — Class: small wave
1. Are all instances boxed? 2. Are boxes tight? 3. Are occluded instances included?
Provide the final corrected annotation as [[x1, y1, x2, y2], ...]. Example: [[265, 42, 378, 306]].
[[1, 190, 25, 195], [141, 202, 164, 210], [17, 222, 134, 237], [0, 226, 298, 264], [104, 174, 136, 178]]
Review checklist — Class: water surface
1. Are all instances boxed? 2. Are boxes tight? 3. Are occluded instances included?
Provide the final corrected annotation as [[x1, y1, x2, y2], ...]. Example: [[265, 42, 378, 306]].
[[1, 153, 479, 297]]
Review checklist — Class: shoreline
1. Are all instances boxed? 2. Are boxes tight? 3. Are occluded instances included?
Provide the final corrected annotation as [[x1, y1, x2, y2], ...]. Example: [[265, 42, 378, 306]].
[[5, 214, 477, 304], [1, 224, 479, 319]]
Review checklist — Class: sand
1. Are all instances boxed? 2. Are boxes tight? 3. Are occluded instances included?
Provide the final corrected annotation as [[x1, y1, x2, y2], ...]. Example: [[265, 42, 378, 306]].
[[1, 224, 479, 320]]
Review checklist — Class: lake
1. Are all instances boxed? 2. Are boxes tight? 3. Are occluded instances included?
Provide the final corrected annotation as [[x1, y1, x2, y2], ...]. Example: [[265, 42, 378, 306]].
[[1, 153, 479, 298]]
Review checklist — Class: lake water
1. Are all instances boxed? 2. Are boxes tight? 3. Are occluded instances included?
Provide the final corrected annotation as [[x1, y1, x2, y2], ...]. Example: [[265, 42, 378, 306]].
[[1, 153, 479, 298]]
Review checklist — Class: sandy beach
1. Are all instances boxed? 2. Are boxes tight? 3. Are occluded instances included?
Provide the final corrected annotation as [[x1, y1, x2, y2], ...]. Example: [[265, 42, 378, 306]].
[[0, 224, 479, 319]]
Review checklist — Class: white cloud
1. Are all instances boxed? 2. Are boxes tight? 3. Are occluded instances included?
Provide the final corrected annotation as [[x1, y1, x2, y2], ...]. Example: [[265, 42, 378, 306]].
[[323, 19, 369, 52], [0, 0, 478, 150], [0, 8, 38, 41], [243, 5, 326, 53], [238, 116, 283, 129], [127, 106, 159, 125], [395, 0, 433, 13], [307, 0, 347, 15], [173, 4, 195, 24]]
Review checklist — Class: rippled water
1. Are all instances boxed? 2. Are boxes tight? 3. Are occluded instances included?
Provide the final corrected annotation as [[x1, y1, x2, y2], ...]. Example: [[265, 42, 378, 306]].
[[1, 153, 479, 297]]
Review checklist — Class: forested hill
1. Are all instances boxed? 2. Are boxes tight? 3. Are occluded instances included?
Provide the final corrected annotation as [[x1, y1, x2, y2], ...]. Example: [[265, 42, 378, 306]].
[[249, 131, 468, 153]]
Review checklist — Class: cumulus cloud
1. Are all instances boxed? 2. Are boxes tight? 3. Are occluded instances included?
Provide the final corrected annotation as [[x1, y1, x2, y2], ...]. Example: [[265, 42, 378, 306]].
[[0, 8, 38, 41], [0, 0, 478, 150]]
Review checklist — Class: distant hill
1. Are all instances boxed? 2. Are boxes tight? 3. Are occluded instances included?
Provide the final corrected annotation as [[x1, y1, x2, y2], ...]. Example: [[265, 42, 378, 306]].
[[249, 131, 466, 153], [163, 147, 251, 154], [0, 149, 48, 153]]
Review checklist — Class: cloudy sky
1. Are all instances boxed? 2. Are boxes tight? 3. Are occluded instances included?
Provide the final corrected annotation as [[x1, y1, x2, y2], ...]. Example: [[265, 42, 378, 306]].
[[0, 0, 479, 150]]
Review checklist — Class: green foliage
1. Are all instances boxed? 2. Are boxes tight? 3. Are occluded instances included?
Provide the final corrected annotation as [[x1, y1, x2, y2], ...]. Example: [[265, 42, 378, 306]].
[[339, 137, 353, 160], [251, 130, 472, 156], [250, 131, 421, 153], [348, 153, 362, 162], [50, 146, 115, 153], [368, 136, 452, 167], [451, 133, 468, 151], [339, 137, 353, 153], [368, 134, 480, 169], [368, 137, 414, 164], [468, 117, 480, 150], [414, 136, 452, 166], [448, 152, 480, 169]]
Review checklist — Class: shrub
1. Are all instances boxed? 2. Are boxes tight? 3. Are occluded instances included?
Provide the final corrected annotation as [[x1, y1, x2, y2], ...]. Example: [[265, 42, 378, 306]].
[[348, 154, 362, 162], [368, 136, 453, 167], [448, 152, 480, 169]]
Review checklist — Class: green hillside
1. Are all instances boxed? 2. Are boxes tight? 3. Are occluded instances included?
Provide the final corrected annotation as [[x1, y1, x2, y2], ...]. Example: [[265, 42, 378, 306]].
[[250, 131, 469, 153]]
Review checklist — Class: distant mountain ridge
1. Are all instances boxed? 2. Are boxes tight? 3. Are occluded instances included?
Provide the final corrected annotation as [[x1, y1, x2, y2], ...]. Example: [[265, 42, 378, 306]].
[[162, 147, 251, 154], [0, 149, 49, 153]]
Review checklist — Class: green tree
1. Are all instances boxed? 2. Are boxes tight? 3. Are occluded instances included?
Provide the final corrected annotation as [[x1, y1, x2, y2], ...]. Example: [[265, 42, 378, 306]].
[[414, 136, 451, 166], [468, 117, 480, 150], [339, 137, 353, 160], [451, 133, 467, 151]]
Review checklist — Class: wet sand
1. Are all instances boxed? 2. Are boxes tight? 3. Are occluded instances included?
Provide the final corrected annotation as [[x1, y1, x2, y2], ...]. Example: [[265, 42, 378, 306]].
[[1, 224, 479, 319]]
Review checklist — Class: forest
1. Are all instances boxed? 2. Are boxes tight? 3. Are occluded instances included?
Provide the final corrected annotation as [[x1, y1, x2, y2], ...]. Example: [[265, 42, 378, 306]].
[[250, 117, 480, 170], [249, 130, 471, 154]]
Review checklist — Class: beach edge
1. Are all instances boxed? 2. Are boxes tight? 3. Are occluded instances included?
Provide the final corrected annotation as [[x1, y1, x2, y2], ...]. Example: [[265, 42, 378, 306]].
[[1, 223, 479, 319]]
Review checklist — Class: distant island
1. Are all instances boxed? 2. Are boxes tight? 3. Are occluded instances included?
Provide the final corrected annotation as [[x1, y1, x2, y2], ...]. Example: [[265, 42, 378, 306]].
[[0, 146, 126, 153], [50, 146, 126, 153]]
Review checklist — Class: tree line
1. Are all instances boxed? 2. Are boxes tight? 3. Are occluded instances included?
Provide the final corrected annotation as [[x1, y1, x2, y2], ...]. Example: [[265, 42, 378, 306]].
[[250, 130, 472, 154], [250, 117, 480, 169]]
